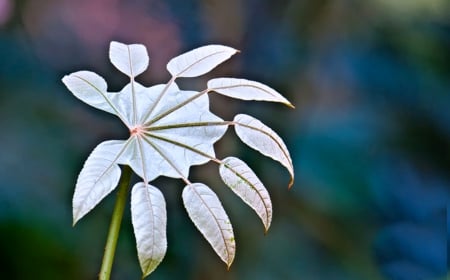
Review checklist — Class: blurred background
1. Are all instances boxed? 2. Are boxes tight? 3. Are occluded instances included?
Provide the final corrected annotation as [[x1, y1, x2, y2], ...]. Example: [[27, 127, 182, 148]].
[[0, 0, 448, 279]]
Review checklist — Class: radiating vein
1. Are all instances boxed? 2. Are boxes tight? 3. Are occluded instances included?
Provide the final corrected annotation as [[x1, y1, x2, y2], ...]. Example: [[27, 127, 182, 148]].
[[140, 77, 175, 125], [127, 45, 138, 125], [136, 136, 149, 183], [144, 89, 210, 127], [144, 132, 217, 162], [147, 121, 231, 131], [141, 136, 190, 184]]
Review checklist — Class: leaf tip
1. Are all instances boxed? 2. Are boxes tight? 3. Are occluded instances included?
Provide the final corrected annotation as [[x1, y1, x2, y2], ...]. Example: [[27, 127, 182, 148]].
[[263, 217, 271, 235], [288, 177, 294, 190], [226, 260, 234, 270], [72, 205, 87, 226], [72, 216, 79, 227], [61, 74, 73, 87], [141, 270, 152, 279], [286, 102, 295, 109]]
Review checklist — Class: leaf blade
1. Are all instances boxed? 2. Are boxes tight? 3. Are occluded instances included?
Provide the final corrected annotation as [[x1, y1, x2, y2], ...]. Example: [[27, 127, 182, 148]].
[[131, 182, 167, 277], [182, 183, 235, 267], [73, 140, 127, 224], [219, 157, 272, 232], [109, 41, 149, 77], [233, 114, 294, 188], [167, 45, 237, 78], [208, 78, 294, 108], [62, 71, 123, 118], [120, 85, 227, 182]]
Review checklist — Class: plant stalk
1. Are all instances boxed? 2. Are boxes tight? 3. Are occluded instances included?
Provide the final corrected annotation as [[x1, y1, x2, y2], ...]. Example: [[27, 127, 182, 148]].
[[99, 165, 133, 280]]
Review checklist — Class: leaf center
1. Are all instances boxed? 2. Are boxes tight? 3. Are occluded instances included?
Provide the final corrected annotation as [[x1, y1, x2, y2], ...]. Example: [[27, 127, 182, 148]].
[[130, 125, 145, 137]]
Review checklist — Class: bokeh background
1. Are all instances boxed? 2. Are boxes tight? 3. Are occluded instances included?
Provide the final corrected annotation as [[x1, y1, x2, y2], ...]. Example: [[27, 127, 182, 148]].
[[0, 0, 448, 279]]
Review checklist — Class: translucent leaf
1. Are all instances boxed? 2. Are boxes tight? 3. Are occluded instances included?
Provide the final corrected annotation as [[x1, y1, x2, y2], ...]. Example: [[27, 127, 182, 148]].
[[110, 81, 152, 126], [233, 114, 294, 188], [131, 182, 167, 277], [62, 71, 122, 117], [118, 82, 228, 182], [73, 140, 126, 224], [208, 78, 294, 108], [219, 157, 272, 232], [109, 41, 149, 78], [182, 183, 235, 267], [167, 45, 237, 78], [63, 41, 294, 275], [140, 82, 207, 124]]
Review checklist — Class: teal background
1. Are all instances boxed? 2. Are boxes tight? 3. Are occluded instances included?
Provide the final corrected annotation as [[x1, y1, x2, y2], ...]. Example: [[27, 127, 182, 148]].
[[0, 1, 448, 279]]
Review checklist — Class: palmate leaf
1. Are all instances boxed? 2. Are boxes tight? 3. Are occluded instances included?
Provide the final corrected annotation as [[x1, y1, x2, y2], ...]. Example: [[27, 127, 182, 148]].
[[233, 114, 294, 188], [62, 41, 294, 278], [219, 157, 272, 232], [131, 182, 167, 277], [182, 183, 235, 267]]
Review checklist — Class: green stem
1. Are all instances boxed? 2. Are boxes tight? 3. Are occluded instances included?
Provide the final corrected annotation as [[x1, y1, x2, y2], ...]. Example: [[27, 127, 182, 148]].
[[99, 165, 133, 280]]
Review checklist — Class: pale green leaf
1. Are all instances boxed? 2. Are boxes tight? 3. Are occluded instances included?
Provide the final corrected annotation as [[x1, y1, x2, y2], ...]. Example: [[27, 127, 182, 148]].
[[234, 114, 294, 188], [167, 45, 237, 78], [219, 157, 272, 232], [182, 183, 235, 268], [109, 41, 149, 78], [131, 182, 167, 277], [73, 140, 127, 224], [208, 78, 294, 108]]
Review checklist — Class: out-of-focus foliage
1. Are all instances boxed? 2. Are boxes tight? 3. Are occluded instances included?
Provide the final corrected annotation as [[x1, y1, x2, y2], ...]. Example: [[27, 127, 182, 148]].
[[371, 159, 447, 279], [0, 0, 448, 279]]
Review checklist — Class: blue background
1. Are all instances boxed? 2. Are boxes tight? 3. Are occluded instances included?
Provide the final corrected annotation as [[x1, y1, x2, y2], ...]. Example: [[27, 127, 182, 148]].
[[0, 0, 448, 279]]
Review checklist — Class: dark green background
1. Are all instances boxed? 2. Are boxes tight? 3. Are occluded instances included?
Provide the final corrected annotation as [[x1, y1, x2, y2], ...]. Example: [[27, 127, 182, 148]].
[[0, 0, 448, 279]]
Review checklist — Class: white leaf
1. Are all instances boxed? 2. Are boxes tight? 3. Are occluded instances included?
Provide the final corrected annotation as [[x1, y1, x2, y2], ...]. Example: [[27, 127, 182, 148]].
[[63, 41, 294, 275], [182, 183, 235, 267], [109, 41, 149, 78], [111, 81, 150, 126], [131, 182, 167, 277], [208, 78, 294, 108], [167, 45, 238, 78], [73, 140, 126, 224], [234, 114, 294, 188], [219, 157, 272, 232], [62, 71, 122, 117], [118, 82, 228, 182]]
